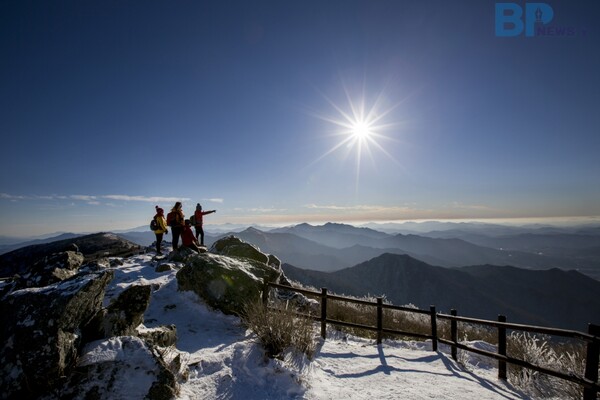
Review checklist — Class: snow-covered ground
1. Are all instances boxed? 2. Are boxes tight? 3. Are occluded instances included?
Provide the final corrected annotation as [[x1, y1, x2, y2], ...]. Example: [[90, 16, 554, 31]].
[[95, 254, 528, 399]]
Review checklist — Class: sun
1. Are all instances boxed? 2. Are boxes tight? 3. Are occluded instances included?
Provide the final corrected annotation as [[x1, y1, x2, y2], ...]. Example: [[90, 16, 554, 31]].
[[306, 82, 403, 190], [351, 120, 373, 140], [313, 89, 398, 165]]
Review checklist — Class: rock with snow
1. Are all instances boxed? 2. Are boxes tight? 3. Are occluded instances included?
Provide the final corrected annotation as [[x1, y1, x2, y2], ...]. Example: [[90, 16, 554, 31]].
[[177, 252, 282, 315], [168, 246, 200, 262], [267, 253, 281, 268], [0, 270, 114, 399], [17, 250, 84, 288], [89, 284, 152, 339], [0, 232, 141, 278], [44, 336, 177, 400], [138, 324, 178, 348], [210, 235, 270, 264], [156, 262, 174, 272]]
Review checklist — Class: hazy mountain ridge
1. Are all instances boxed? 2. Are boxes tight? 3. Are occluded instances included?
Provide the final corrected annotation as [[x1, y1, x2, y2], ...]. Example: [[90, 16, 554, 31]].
[[236, 224, 600, 280], [5, 222, 600, 279], [283, 253, 600, 330], [0, 233, 84, 255]]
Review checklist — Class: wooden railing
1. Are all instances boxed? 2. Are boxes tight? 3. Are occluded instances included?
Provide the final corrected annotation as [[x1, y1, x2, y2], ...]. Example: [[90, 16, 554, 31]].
[[263, 281, 600, 400]]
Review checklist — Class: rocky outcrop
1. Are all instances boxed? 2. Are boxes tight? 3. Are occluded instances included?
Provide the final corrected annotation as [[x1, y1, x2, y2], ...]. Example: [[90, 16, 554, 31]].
[[17, 250, 84, 288], [0, 231, 192, 399], [0, 232, 142, 278], [177, 237, 286, 315], [0, 270, 114, 399]]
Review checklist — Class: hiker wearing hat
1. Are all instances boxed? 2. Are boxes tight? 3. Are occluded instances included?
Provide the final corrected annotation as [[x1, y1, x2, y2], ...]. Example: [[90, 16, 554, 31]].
[[166, 201, 185, 250], [182, 219, 202, 254], [193, 203, 216, 246], [153, 206, 168, 255]]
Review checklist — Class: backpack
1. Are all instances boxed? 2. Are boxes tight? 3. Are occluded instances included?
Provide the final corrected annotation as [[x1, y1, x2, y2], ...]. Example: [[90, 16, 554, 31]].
[[190, 215, 196, 226], [150, 217, 159, 231], [166, 211, 176, 227]]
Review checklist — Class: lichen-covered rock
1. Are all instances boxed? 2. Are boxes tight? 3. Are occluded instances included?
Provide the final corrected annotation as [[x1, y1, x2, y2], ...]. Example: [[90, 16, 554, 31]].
[[210, 236, 269, 264], [176, 252, 282, 315], [0, 270, 114, 399]]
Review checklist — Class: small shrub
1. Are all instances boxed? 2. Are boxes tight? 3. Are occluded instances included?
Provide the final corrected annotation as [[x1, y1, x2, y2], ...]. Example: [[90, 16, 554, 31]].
[[242, 299, 317, 359], [507, 332, 585, 399]]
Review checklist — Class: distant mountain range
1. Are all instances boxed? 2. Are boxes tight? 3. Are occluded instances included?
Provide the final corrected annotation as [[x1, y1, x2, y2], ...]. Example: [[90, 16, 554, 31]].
[[2, 226, 599, 331], [282, 253, 600, 331], [4, 222, 600, 280], [234, 223, 600, 280]]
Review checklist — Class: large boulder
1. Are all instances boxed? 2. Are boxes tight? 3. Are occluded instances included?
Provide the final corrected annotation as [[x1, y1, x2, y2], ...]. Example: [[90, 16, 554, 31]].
[[0, 270, 114, 399], [177, 252, 282, 315]]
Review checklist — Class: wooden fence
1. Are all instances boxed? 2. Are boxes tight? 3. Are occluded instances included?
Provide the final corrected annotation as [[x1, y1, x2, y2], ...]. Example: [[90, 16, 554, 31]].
[[263, 281, 600, 400]]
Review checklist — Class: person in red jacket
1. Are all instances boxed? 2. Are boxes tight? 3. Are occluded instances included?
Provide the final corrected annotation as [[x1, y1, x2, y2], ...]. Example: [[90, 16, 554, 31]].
[[193, 203, 216, 246], [181, 219, 201, 253]]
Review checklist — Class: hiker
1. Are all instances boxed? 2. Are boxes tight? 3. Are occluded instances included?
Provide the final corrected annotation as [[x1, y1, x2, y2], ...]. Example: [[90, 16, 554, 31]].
[[167, 201, 185, 250], [182, 219, 202, 253], [152, 206, 168, 255], [193, 203, 216, 246]]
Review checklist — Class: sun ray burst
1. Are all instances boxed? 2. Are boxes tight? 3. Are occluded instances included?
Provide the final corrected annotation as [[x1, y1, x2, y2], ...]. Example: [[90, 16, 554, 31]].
[[307, 83, 404, 191]]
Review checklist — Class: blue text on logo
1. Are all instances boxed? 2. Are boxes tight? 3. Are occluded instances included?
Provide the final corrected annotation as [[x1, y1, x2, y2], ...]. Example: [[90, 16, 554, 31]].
[[495, 3, 554, 37]]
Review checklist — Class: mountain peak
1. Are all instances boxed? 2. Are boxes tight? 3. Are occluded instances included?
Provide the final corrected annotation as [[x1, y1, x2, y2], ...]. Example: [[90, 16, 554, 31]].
[[243, 226, 264, 234]]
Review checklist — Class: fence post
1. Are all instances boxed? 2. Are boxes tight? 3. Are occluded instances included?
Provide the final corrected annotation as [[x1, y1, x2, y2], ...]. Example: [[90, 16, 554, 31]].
[[320, 288, 328, 339], [430, 305, 438, 352], [262, 280, 269, 308], [498, 315, 507, 380], [583, 323, 600, 400], [450, 309, 458, 361], [377, 297, 383, 344]]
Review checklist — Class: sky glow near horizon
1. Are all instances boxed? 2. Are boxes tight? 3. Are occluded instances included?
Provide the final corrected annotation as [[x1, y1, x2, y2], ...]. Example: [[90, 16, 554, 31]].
[[1, 1, 599, 237]]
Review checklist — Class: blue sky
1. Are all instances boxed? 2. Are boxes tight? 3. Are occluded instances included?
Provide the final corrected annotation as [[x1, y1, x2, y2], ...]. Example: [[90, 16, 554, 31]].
[[1, 1, 599, 237]]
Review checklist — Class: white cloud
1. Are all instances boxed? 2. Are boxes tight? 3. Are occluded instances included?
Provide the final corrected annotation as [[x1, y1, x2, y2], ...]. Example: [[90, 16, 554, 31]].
[[0, 192, 192, 206], [449, 202, 495, 211], [71, 195, 98, 201], [0, 193, 28, 200], [304, 203, 414, 212], [233, 207, 287, 213], [102, 195, 191, 203], [204, 198, 224, 204]]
